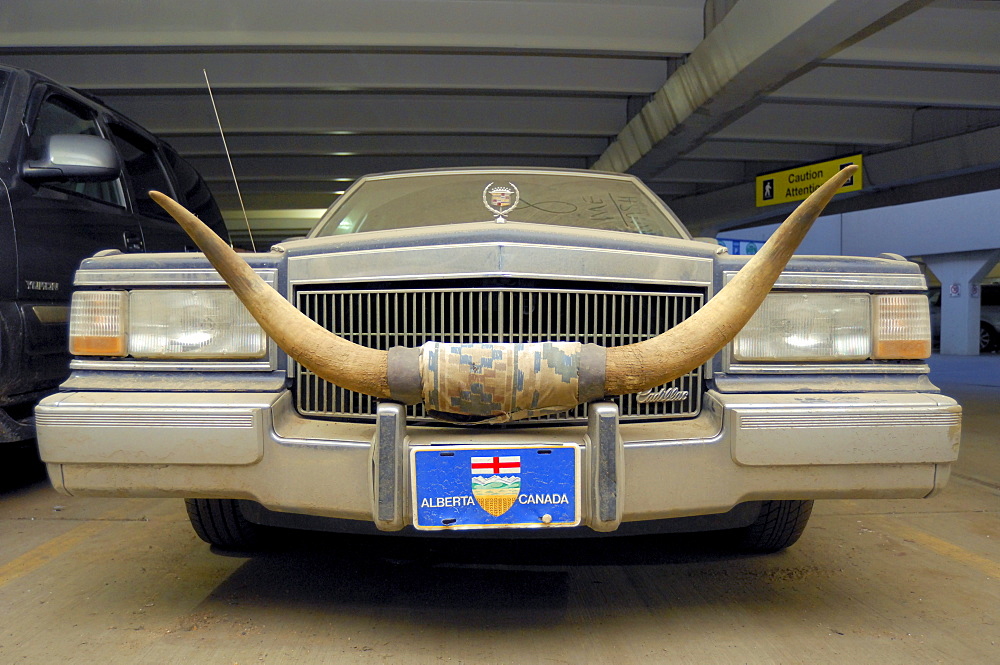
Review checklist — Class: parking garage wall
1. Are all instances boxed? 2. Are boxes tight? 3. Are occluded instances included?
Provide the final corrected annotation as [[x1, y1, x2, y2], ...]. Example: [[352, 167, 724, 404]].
[[719, 187, 1000, 278]]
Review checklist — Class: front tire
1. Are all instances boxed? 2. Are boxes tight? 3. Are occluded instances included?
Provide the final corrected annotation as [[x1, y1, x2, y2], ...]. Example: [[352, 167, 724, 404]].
[[725, 499, 814, 554], [185, 498, 270, 550]]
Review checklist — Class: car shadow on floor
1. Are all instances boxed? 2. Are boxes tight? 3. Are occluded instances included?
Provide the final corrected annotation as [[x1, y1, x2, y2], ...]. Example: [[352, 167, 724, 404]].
[[194, 528, 780, 628]]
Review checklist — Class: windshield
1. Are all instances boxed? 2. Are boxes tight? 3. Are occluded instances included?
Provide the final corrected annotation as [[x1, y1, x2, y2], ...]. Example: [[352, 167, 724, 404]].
[[311, 170, 687, 239]]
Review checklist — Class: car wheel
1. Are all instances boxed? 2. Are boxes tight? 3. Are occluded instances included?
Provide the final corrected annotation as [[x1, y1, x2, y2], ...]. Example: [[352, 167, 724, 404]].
[[185, 498, 270, 550], [981, 323, 998, 353], [725, 499, 814, 554]]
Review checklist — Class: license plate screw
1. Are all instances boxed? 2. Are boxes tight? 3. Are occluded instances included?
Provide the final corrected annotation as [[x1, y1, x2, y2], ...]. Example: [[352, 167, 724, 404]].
[[542, 514, 552, 524]]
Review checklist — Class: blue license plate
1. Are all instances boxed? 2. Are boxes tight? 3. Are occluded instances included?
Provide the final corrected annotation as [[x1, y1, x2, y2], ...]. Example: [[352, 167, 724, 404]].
[[411, 445, 580, 530]]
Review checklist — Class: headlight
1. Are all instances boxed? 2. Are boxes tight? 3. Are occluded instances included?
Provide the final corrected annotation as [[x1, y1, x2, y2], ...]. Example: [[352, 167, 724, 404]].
[[734, 293, 871, 362], [733, 292, 931, 362], [70, 290, 267, 359]]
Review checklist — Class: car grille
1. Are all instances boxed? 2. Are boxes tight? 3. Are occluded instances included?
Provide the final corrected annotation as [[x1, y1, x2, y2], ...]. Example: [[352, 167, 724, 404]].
[[293, 279, 704, 424]]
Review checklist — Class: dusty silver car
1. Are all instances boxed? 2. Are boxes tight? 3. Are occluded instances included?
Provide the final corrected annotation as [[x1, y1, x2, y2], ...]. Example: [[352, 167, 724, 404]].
[[36, 167, 960, 553]]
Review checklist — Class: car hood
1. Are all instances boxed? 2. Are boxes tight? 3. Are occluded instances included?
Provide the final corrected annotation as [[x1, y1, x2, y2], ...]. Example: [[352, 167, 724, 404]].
[[76, 220, 924, 296], [277, 221, 720, 289]]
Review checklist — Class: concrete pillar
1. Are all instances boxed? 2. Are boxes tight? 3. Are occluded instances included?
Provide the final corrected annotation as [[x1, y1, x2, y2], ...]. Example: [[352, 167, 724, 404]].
[[923, 250, 1000, 355]]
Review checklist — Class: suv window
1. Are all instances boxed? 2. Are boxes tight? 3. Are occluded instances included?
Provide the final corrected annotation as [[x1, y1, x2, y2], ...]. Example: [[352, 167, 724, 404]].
[[982, 285, 999, 307], [108, 124, 174, 220], [28, 94, 124, 206], [163, 146, 219, 222]]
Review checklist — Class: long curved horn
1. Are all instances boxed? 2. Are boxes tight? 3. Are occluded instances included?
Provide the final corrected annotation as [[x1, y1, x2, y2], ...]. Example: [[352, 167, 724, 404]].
[[603, 165, 858, 395], [148, 191, 391, 398], [151, 165, 854, 418], [604, 165, 858, 395]]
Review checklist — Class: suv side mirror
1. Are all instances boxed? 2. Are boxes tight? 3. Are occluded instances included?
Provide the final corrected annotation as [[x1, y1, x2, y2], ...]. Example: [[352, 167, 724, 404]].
[[22, 134, 121, 182]]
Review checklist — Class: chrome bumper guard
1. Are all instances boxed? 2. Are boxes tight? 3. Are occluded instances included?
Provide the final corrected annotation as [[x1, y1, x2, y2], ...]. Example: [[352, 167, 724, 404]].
[[373, 403, 408, 531], [586, 403, 623, 532]]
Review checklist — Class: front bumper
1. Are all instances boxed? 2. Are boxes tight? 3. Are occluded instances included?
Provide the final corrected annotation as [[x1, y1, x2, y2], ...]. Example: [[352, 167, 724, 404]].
[[36, 388, 961, 531]]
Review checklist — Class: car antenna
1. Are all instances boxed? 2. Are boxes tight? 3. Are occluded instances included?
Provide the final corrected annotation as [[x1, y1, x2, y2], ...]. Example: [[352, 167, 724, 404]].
[[203, 69, 257, 253]]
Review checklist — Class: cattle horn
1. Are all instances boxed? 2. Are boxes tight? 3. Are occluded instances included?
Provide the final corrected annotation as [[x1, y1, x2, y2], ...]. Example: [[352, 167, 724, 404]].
[[603, 165, 858, 394], [150, 164, 855, 414], [147, 191, 391, 398]]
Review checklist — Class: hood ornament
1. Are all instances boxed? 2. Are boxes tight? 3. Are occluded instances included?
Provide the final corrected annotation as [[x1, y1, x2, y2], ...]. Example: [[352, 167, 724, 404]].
[[483, 182, 519, 222]]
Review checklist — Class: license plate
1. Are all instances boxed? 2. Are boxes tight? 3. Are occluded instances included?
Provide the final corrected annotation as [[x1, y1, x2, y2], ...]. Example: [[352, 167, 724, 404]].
[[411, 444, 580, 531]]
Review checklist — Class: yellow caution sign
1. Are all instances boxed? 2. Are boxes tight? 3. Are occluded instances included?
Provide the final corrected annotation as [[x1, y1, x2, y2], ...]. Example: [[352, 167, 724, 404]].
[[756, 154, 862, 207]]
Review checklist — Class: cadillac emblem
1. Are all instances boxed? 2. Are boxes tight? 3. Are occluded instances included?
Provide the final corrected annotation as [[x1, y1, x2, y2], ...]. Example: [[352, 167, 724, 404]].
[[471, 455, 521, 516], [483, 182, 519, 221]]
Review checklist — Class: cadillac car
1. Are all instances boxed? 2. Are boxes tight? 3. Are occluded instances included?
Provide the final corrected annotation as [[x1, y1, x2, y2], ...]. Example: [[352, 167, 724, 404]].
[[35, 166, 961, 554]]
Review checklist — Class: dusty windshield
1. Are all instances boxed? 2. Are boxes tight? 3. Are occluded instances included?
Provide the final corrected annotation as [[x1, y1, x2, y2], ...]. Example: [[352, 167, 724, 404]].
[[311, 171, 687, 238]]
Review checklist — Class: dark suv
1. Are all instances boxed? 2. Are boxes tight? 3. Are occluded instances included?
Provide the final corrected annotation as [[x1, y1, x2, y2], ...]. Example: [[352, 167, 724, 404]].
[[0, 65, 229, 442]]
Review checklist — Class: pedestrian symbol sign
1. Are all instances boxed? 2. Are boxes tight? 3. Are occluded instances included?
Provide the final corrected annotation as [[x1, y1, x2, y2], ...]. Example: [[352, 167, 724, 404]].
[[762, 178, 775, 202]]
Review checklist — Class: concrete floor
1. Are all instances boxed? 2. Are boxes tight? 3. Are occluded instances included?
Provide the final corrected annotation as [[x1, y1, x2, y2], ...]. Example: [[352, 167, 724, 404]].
[[2, 356, 998, 664]]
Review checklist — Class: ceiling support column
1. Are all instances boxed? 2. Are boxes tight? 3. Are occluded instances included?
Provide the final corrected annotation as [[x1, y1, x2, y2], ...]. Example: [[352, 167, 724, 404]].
[[924, 250, 1000, 356]]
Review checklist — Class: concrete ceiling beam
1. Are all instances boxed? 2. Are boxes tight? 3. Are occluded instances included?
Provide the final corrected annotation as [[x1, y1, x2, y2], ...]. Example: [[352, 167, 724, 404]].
[[593, 0, 923, 177]]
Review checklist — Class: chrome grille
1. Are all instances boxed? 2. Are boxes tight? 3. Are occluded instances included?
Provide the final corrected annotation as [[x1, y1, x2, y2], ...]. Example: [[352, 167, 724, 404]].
[[294, 280, 704, 424]]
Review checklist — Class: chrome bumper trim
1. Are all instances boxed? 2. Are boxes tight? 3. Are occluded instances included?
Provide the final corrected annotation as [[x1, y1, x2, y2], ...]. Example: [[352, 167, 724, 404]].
[[36, 411, 255, 429], [738, 412, 961, 429]]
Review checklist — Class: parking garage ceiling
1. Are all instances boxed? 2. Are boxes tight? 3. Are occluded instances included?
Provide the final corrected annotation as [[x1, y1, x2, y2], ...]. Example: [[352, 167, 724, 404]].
[[3, 0, 1000, 246]]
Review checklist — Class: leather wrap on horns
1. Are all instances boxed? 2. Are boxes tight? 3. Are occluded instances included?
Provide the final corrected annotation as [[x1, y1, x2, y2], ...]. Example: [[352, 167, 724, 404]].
[[149, 164, 855, 419]]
